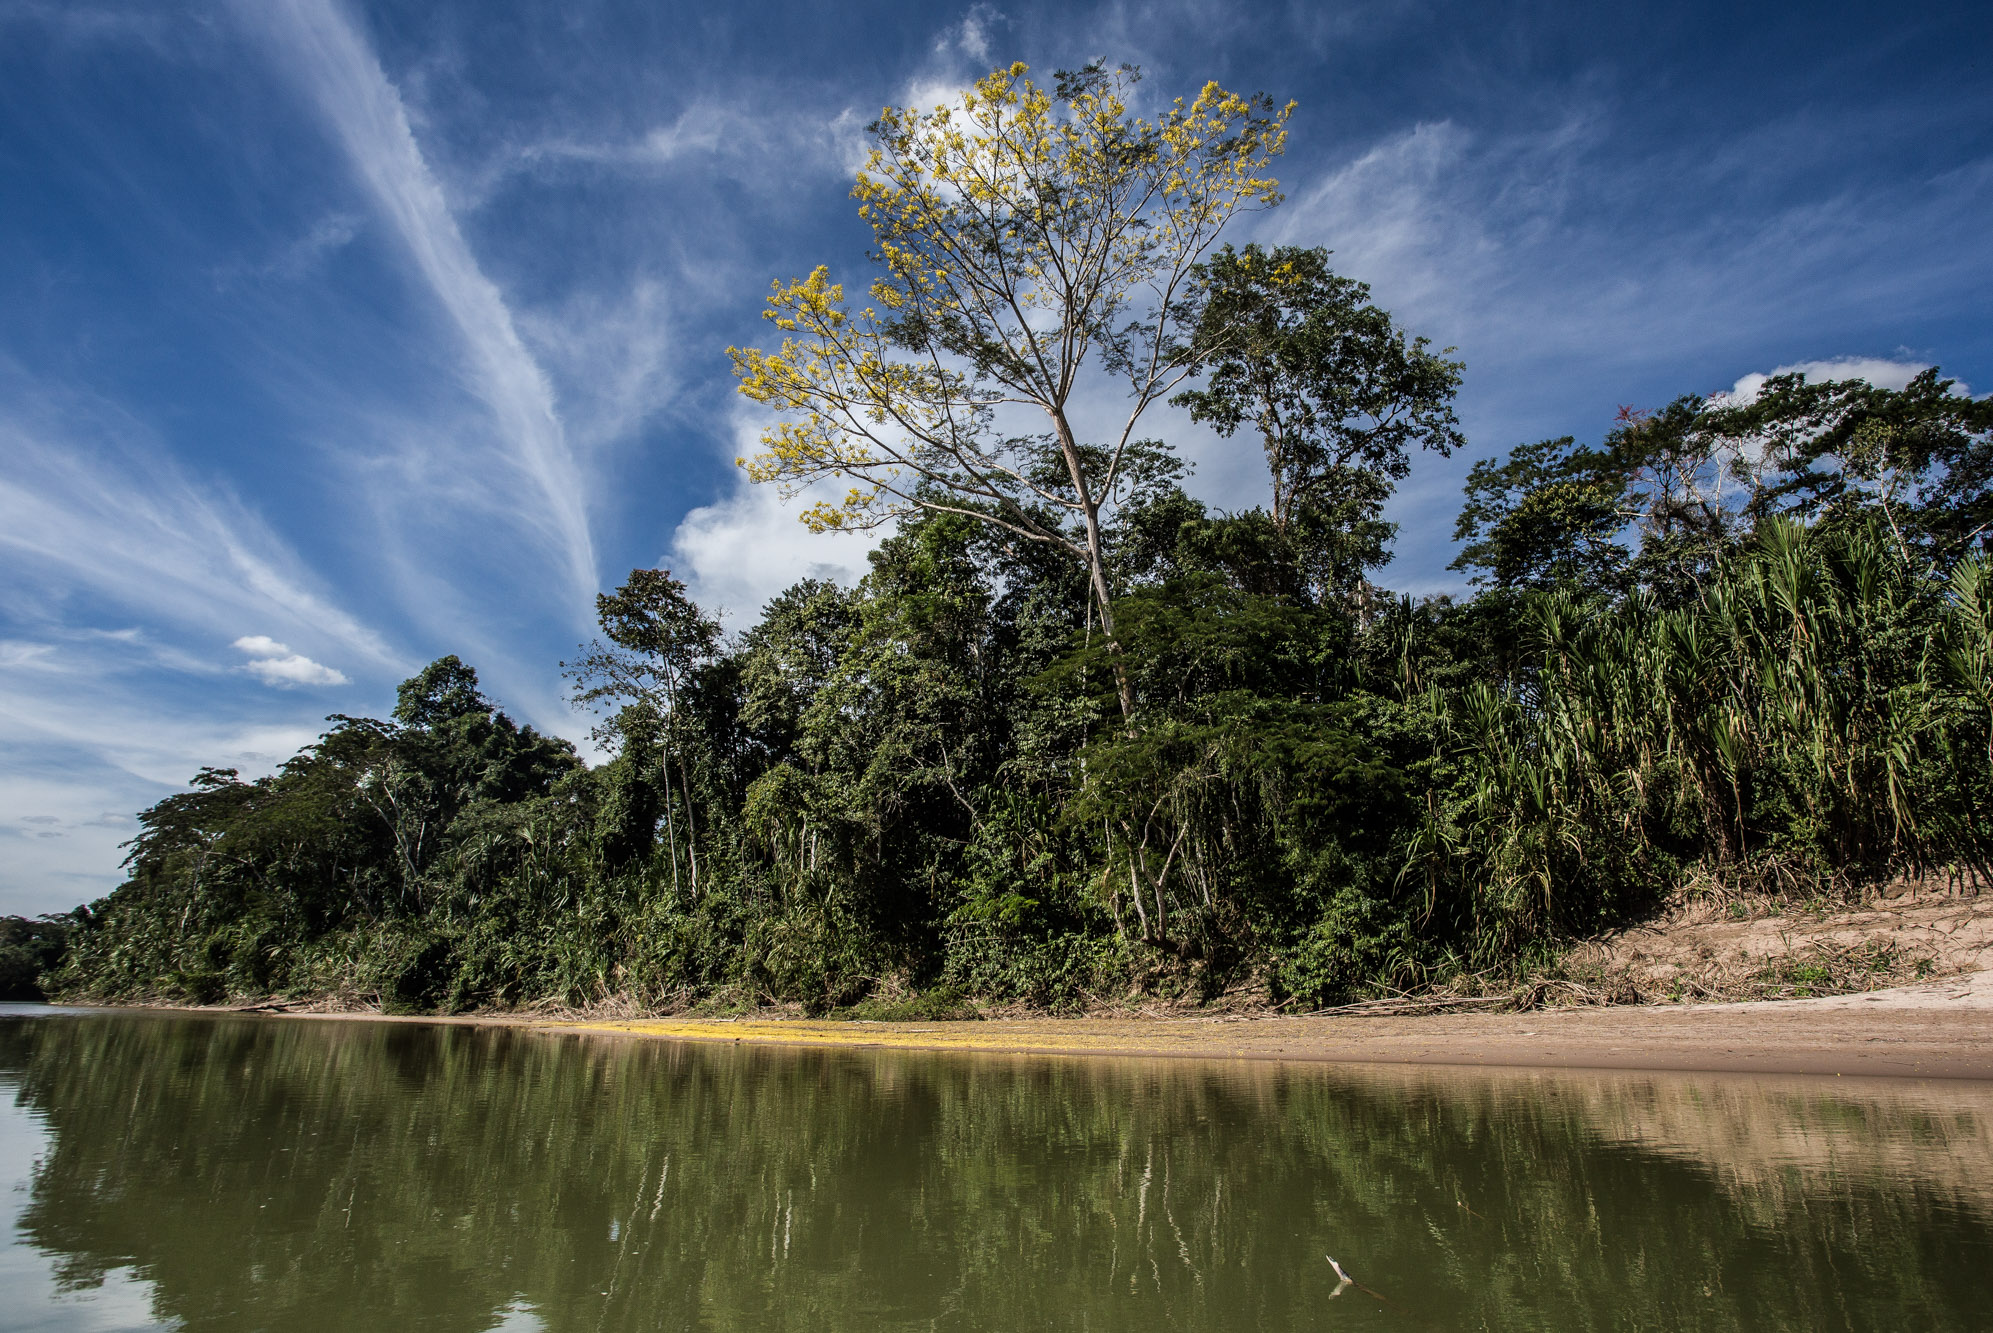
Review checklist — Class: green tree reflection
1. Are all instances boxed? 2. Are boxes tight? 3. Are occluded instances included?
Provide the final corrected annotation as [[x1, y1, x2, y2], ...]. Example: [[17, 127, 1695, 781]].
[[1, 1014, 1987, 1331]]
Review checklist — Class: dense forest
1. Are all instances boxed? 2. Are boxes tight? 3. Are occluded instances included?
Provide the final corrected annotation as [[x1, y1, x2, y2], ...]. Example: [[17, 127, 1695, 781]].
[[29, 64, 1993, 1012], [35, 352, 1993, 1013]]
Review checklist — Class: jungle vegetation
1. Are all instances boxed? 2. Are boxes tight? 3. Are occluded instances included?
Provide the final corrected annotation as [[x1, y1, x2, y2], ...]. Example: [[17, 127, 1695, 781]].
[[37, 63, 1993, 1012]]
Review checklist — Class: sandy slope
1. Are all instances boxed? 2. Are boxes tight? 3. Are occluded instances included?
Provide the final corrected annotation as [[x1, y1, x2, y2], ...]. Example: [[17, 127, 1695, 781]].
[[1562, 886, 1993, 1002]]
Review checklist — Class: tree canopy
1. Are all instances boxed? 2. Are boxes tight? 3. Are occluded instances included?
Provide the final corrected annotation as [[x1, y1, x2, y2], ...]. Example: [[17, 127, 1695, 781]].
[[730, 61, 1292, 716]]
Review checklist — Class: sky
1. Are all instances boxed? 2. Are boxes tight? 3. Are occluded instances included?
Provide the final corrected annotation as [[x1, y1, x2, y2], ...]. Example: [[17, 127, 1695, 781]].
[[2, 0, 1990, 914]]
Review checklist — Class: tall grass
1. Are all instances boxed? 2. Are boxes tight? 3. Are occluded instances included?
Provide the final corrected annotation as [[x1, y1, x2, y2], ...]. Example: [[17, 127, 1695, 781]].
[[1426, 519, 1992, 963]]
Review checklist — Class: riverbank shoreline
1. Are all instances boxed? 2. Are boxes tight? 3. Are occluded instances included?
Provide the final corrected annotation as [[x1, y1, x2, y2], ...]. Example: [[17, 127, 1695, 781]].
[[79, 969, 1993, 1080]]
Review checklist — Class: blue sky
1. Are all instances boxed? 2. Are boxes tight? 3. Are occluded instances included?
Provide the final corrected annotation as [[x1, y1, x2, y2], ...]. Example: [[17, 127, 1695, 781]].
[[3, 0, 1990, 913]]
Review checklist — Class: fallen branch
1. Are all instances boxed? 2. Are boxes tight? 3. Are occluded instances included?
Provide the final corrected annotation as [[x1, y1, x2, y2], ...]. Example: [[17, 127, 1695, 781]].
[[1302, 994, 1513, 1018]]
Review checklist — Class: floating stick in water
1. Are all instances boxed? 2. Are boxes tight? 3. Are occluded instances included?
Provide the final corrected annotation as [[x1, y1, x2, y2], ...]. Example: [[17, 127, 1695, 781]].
[[1325, 1256, 1404, 1311]]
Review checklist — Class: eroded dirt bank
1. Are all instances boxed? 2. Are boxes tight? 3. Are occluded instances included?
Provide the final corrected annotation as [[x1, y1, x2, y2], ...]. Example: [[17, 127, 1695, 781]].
[[1553, 880, 1993, 1003]]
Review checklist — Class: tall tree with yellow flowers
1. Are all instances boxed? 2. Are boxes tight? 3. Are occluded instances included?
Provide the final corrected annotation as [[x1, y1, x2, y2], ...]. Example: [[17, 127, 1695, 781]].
[[729, 61, 1291, 720]]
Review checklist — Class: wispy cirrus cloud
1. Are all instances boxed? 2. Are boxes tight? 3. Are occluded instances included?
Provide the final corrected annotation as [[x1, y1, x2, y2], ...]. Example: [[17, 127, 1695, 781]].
[[0, 375, 397, 672], [210, 211, 365, 289], [502, 103, 751, 173], [0, 375, 392, 908], [0, 0, 179, 51], [1264, 111, 1993, 387], [0, 681, 332, 909], [232, 0, 599, 611], [514, 277, 679, 461], [471, 96, 871, 212]]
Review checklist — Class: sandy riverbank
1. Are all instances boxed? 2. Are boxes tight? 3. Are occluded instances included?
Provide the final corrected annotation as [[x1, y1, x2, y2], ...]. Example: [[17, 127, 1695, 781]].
[[161, 966, 1991, 1080], [543, 973, 1993, 1079]]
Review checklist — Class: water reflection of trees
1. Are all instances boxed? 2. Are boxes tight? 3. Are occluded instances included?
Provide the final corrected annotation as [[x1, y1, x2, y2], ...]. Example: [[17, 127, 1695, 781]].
[[1, 1014, 1988, 1332]]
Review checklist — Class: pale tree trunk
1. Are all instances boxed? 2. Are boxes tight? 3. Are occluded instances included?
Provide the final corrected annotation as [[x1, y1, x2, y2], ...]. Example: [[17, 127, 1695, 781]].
[[678, 753, 700, 897], [1053, 412, 1138, 725], [660, 758, 682, 897], [660, 677, 700, 899]]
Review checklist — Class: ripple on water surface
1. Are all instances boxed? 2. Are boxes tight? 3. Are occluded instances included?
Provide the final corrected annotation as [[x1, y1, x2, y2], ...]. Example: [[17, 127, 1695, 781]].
[[0, 1004, 1988, 1331]]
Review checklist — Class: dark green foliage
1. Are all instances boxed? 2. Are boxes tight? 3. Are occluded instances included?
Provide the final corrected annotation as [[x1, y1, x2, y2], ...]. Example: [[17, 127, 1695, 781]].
[[1451, 436, 1630, 592], [1705, 367, 1993, 558], [0, 914, 74, 999], [1175, 244, 1464, 531], [1175, 243, 1463, 602], [49, 664, 585, 1009], [45, 353, 1993, 1012]]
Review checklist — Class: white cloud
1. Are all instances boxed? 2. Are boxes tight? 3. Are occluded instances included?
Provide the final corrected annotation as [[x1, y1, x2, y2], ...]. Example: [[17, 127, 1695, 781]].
[[671, 480, 888, 626], [232, 635, 349, 687], [938, 5, 1001, 63], [668, 418, 890, 623], [234, 0, 598, 610], [245, 656, 347, 687], [827, 105, 876, 179], [232, 634, 289, 657], [1713, 356, 1955, 405]]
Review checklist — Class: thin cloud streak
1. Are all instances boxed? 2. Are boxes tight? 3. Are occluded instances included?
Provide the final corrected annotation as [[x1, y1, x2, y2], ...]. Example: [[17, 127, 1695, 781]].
[[236, 0, 599, 610], [1266, 115, 1993, 379], [0, 689, 320, 794], [0, 388, 397, 672]]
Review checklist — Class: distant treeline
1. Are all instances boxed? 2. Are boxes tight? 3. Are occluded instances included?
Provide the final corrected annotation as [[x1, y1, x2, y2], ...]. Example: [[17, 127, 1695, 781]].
[[40, 319, 1993, 1011]]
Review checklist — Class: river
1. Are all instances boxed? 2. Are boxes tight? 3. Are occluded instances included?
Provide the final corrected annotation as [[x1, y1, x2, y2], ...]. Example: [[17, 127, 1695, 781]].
[[1, 1004, 1988, 1330]]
